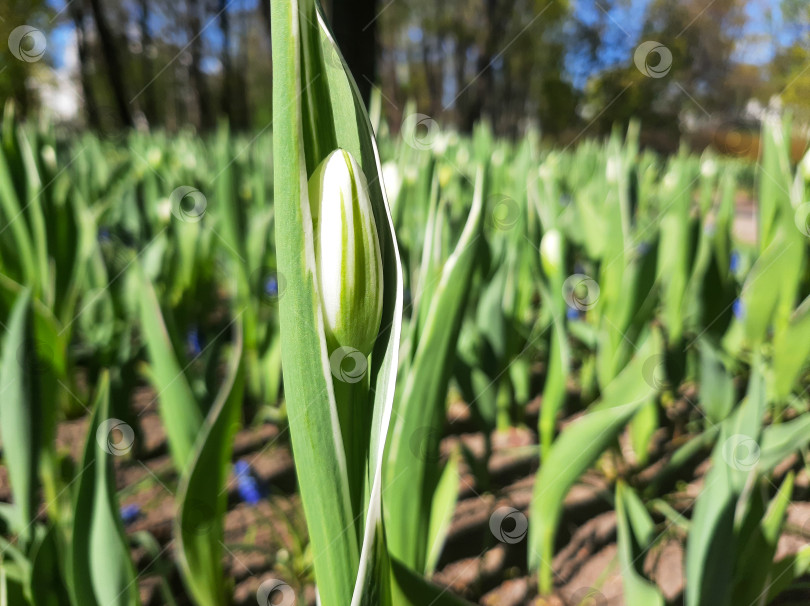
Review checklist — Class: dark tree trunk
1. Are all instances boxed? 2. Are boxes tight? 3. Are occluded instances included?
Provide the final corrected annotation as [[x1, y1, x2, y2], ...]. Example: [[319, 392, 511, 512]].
[[453, 39, 468, 127], [138, 0, 157, 126], [463, 0, 513, 131], [259, 0, 272, 40], [87, 0, 134, 127], [69, 0, 100, 130], [421, 38, 439, 117], [187, 0, 214, 130], [233, 40, 251, 130], [218, 0, 234, 127], [330, 0, 378, 105]]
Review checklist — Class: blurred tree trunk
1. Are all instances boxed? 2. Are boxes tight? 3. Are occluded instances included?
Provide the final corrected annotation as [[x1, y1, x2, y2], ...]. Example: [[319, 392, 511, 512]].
[[453, 40, 469, 127], [138, 0, 157, 127], [218, 0, 234, 127], [233, 40, 251, 130], [462, 0, 515, 130], [69, 0, 100, 130], [187, 0, 214, 130], [259, 0, 271, 39], [87, 0, 134, 127], [421, 37, 441, 118], [330, 0, 377, 105]]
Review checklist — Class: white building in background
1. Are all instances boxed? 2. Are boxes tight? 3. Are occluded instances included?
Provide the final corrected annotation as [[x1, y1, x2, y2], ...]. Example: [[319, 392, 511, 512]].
[[32, 27, 82, 123]]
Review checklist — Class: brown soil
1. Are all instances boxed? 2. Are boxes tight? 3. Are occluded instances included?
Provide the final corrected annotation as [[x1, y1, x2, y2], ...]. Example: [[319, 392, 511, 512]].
[[4, 378, 810, 606]]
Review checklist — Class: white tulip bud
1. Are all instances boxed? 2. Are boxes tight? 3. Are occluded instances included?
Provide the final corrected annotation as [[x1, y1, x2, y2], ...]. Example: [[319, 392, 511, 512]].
[[700, 157, 717, 178], [540, 228, 563, 278], [308, 149, 384, 356]]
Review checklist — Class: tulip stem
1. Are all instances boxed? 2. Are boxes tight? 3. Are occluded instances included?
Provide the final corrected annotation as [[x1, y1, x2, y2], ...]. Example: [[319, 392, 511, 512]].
[[333, 374, 370, 544]]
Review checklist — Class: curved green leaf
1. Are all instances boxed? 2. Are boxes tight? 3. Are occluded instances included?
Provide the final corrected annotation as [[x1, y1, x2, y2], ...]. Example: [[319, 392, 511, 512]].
[[615, 482, 664, 606], [135, 264, 202, 471], [175, 331, 244, 606], [530, 328, 661, 594], [0, 290, 40, 543], [384, 168, 485, 573], [685, 362, 767, 606], [70, 371, 140, 606], [390, 556, 474, 606]]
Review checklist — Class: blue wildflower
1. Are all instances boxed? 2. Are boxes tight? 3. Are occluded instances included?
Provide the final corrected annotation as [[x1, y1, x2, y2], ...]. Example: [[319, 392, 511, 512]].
[[566, 307, 582, 321], [264, 275, 279, 298], [120, 503, 141, 526], [234, 460, 265, 505], [733, 298, 745, 319], [729, 251, 740, 273], [98, 228, 112, 243], [186, 326, 202, 357]]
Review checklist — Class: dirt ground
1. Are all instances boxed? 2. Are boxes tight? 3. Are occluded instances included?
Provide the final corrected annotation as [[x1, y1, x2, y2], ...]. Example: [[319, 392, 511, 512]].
[[1, 381, 804, 606]]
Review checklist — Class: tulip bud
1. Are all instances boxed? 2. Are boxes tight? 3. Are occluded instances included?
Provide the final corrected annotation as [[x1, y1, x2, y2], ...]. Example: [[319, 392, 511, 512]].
[[308, 149, 384, 356], [540, 228, 563, 278]]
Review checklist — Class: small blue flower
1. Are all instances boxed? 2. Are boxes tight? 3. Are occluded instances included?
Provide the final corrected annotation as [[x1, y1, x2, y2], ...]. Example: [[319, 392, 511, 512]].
[[186, 326, 202, 357], [729, 251, 740, 273], [120, 504, 141, 526], [733, 298, 745, 319], [234, 460, 251, 476], [566, 307, 582, 321], [264, 275, 279, 298], [98, 228, 112, 243], [234, 460, 265, 505]]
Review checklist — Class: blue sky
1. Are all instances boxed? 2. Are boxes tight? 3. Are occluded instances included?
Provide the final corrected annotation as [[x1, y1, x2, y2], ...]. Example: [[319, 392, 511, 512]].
[[566, 0, 654, 87], [43, 0, 800, 88], [564, 0, 797, 88]]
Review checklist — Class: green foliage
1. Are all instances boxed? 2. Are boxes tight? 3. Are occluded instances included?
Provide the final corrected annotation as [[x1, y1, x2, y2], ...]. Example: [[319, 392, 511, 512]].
[[0, 291, 40, 543], [70, 372, 140, 606], [2, 73, 810, 606], [176, 334, 244, 606], [270, 0, 405, 603]]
